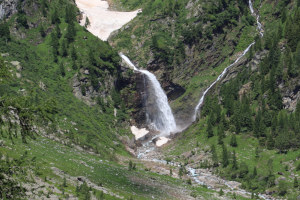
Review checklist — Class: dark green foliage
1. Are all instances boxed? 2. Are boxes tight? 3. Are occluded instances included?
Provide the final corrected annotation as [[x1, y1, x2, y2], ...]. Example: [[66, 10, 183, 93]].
[[206, 118, 214, 138], [39, 25, 46, 37], [65, 22, 76, 43], [0, 22, 10, 40], [51, 31, 59, 55], [76, 181, 91, 199], [252, 167, 257, 177], [65, 5, 76, 24], [61, 39, 68, 57], [217, 124, 225, 145], [294, 177, 298, 188], [230, 134, 237, 147], [278, 180, 287, 196], [55, 23, 61, 39], [0, 154, 26, 199], [151, 33, 174, 64], [222, 144, 228, 167], [16, 13, 28, 28], [232, 150, 237, 170], [219, 189, 224, 196], [71, 46, 77, 60], [0, 56, 10, 79], [238, 162, 249, 178], [51, 8, 60, 24], [60, 62, 66, 77]]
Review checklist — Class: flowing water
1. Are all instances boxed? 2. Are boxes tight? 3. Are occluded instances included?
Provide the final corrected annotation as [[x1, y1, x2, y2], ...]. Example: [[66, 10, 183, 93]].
[[193, 0, 264, 120], [120, 53, 177, 135], [192, 43, 254, 120], [122, 1, 269, 198]]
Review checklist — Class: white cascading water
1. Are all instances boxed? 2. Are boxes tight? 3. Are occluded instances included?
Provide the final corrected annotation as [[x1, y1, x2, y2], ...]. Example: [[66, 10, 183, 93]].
[[193, 0, 263, 121], [192, 43, 254, 120], [119, 53, 177, 135], [249, 0, 264, 37]]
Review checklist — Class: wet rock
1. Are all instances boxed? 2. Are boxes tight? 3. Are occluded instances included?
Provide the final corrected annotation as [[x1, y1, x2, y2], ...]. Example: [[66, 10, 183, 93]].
[[165, 82, 186, 101]]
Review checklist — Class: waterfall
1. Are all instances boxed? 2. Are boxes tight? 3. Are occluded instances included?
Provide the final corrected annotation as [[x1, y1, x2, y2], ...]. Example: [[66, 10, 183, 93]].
[[192, 43, 254, 120], [120, 54, 177, 135], [193, 0, 263, 121], [249, 0, 264, 37]]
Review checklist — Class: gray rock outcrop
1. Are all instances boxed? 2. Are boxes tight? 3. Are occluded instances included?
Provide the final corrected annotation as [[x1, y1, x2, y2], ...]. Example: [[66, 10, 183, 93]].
[[0, 0, 19, 20]]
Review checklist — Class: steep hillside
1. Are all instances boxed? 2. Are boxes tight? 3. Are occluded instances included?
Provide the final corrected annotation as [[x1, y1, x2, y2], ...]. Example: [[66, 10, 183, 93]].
[[111, 0, 300, 199], [1, 0, 300, 199], [0, 0, 242, 199], [110, 0, 258, 126], [157, 0, 300, 199]]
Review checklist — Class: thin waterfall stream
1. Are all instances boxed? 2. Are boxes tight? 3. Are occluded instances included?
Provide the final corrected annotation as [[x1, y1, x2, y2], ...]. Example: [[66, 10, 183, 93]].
[[192, 0, 264, 120]]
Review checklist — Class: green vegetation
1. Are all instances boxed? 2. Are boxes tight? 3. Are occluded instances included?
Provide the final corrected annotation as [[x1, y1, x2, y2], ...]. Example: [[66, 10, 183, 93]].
[[0, 0, 300, 199], [163, 1, 300, 199]]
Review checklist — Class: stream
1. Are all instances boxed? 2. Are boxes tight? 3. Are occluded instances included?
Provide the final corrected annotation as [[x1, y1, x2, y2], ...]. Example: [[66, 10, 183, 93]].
[[122, 0, 272, 199], [77, 0, 273, 198]]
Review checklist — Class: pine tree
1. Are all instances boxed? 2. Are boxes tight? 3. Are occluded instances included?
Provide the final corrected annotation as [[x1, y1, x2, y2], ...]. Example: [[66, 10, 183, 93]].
[[232, 150, 238, 170], [278, 180, 287, 196], [51, 8, 60, 24], [65, 5, 76, 24], [207, 119, 214, 138], [51, 31, 59, 55], [39, 25, 46, 37], [85, 17, 90, 28], [0, 22, 10, 41], [230, 134, 237, 147], [219, 189, 224, 196], [55, 23, 61, 38], [255, 147, 259, 159], [217, 124, 225, 144], [128, 160, 133, 171], [66, 22, 76, 43], [294, 177, 299, 188], [266, 133, 275, 150], [61, 39, 68, 57], [63, 177, 67, 187], [60, 62, 66, 77], [253, 166, 257, 177], [71, 46, 77, 60], [222, 144, 228, 167]]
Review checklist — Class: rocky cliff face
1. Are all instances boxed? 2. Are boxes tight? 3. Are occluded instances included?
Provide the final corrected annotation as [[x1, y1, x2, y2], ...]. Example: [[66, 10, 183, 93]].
[[0, 0, 19, 20]]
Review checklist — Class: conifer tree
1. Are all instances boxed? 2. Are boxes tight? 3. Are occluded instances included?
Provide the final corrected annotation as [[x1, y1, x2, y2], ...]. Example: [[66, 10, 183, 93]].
[[56, 23, 61, 38], [253, 166, 257, 177], [51, 31, 59, 55], [51, 8, 60, 24], [230, 134, 237, 147], [60, 62, 66, 77], [207, 119, 214, 138], [61, 39, 68, 57], [232, 150, 238, 170], [71, 46, 77, 60], [294, 177, 298, 188], [222, 144, 228, 167], [39, 25, 46, 37], [66, 22, 76, 43], [217, 124, 224, 145], [0, 22, 10, 41]]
